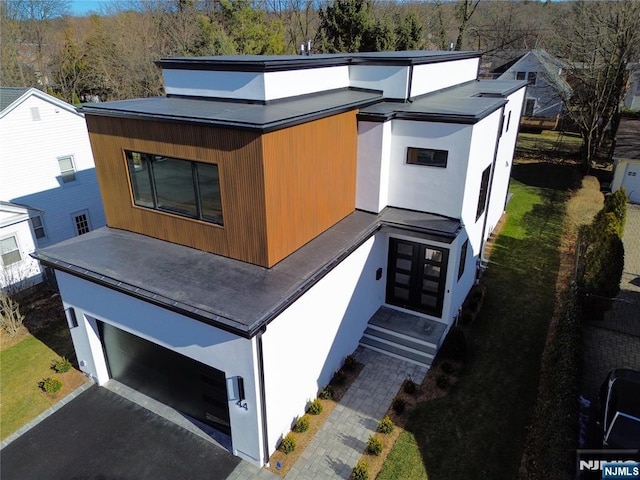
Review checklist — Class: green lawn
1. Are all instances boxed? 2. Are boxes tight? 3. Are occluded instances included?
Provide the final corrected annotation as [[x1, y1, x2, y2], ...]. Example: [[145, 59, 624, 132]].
[[378, 171, 569, 480], [516, 131, 582, 158], [0, 322, 82, 440]]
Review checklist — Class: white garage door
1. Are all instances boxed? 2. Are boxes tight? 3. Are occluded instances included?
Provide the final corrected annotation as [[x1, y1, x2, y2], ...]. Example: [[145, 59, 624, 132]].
[[622, 163, 640, 204]]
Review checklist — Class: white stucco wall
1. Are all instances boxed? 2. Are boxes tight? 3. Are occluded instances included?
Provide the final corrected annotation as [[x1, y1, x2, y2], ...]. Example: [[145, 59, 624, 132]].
[[0, 92, 106, 247], [385, 120, 473, 218], [163, 66, 350, 102], [410, 58, 479, 97], [349, 65, 409, 99], [355, 121, 392, 213], [54, 271, 266, 466], [260, 235, 386, 452]]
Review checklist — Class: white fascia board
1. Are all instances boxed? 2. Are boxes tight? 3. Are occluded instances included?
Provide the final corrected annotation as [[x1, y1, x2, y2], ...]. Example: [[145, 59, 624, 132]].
[[411, 58, 480, 97], [349, 65, 409, 99], [163, 69, 266, 101], [264, 66, 350, 101], [0, 88, 82, 120]]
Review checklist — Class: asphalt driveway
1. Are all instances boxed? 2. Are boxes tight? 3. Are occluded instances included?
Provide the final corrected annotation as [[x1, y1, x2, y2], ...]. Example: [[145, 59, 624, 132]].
[[0, 385, 241, 480]]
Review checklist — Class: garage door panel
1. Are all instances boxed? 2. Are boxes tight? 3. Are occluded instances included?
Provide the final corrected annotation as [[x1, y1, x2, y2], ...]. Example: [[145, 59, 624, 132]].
[[99, 322, 231, 435]]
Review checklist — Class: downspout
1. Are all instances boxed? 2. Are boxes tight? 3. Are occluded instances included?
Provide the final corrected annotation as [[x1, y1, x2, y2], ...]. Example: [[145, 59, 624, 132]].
[[478, 105, 505, 278], [256, 329, 270, 465], [407, 64, 414, 102]]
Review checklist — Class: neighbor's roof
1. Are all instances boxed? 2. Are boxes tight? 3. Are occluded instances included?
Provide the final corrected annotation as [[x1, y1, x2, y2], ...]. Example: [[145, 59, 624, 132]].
[[0, 87, 29, 112], [493, 49, 571, 95], [33, 207, 461, 339], [613, 117, 640, 161], [0, 86, 83, 119]]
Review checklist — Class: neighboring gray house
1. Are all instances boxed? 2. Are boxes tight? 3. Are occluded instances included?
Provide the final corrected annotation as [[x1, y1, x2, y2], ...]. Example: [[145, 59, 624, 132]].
[[494, 49, 571, 131], [623, 65, 640, 111], [611, 117, 640, 204]]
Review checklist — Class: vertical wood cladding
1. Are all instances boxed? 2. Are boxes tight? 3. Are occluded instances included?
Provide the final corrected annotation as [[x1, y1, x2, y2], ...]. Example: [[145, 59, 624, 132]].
[[86, 116, 268, 265], [86, 111, 357, 268], [262, 111, 358, 265]]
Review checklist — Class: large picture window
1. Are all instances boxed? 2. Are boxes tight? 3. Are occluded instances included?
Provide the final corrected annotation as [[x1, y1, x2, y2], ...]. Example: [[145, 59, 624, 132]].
[[125, 151, 223, 226]]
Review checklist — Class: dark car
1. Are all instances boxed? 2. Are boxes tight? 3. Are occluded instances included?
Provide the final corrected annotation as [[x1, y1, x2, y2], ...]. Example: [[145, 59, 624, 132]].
[[598, 369, 640, 449]]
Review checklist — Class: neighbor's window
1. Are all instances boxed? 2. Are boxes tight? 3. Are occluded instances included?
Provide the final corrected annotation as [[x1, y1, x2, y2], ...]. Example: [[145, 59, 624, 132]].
[[0, 236, 21, 266], [58, 155, 77, 183], [30, 215, 46, 239], [407, 147, 448, 168], [516, 71, 526, 81], [125, 150, 223, 226], [524, 99, 535, 116], [72, 210, 91, 235], [527, 72, 537, 85], [476, 166, 491, 221], [458, 239, 468, 281]]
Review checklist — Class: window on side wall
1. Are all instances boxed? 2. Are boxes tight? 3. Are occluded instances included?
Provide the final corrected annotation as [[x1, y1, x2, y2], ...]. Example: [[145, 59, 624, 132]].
[[458, 239, 468, 281], [0, 235, 22, 266], [30, 215, 46, 239], [476, 166, 491, 221], [406, 147, 448, 168], [516, 71, 526, 81], [125, 150, 223, 226], [524, 99, 535, 116], [58, 155, 77, 183], [72, 210, 91, 235], [527, 72, 537, 85]]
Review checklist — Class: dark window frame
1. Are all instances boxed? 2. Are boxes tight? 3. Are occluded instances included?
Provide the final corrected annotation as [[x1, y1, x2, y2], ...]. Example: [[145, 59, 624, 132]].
[[524, 98, 536, 116], [72, 210, 91, 235], [125, 150, 223, 226], [476, 166, 491, 221], [458, 239, 468, 281], [406, 147, 448, 168], [30, 215, 46, 239]]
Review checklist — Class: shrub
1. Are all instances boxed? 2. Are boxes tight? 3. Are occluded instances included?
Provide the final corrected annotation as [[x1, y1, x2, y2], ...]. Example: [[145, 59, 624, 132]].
[[441, 361, 456, 375], [279, 433, 296, 454], [439, 326, 467, 361], [603, 188, 627, 235], [436, 373, 450, 389], [293, 414, 310, 433], [350, 460, 369, 480], [460, 309, 474, 325], [403, 378, 417, 394], [307, 398, 323, 415], [319, 386, 333, 400], [377, 415, 394, 434], [366, 435, 383, 456], [343, 354, 357, 371], [332, 370, 346, 385], [392, 397, 405, 414], [52, 356, 72, 373], [40, 377, 62, 395], [0, 291, 25, 336]]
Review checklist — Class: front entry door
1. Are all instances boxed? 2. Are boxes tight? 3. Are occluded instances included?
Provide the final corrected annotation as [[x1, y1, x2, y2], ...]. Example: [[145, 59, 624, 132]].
[[386, 238, 448, 317]]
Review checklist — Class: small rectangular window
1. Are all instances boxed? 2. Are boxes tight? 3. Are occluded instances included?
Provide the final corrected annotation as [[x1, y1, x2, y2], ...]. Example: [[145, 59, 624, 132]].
[[516, 71, 526, 81], [524, 99, 535, 116], [30, 215, 46, 239], [407, 148, 448, 168], [505, 111, 511, 133], [0, 236, 22, 266], [527, 72, 537, 85], [72, 211, 91, 235], [58, 156, 76, 183], [31, 107, 41, 121], [458, 239, 468, 281], [476, 166, 492, 221]]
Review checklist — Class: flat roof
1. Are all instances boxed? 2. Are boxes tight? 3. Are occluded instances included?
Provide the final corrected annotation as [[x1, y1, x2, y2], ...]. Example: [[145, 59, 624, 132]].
[[359, 80, 528, 124], [34, 208, 461, 339], [156, 50, 481, 72], [80, 88, 383, 132]]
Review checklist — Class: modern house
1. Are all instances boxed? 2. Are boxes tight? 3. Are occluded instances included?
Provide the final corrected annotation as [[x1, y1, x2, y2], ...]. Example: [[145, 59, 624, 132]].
[[0, 87, 106, 290], [33, 51, 526, 466], [493, 49, 570, 131], [611, 117, 640, 204]]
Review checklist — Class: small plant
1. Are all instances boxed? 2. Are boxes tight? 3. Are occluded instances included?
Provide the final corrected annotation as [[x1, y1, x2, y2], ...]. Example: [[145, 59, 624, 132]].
[[439, 326, 467, 361], [52, 356, 72, 373], [350, 460, 369, 480], [441, 361, 456, 375], [343, 354, 357, 372], [332, 369, 346, 385], [40, 377, 63, 395], [293, 415, 310, 433], [319, 386, 333, 400], [307, 398, 323, 415], [403, 378, 417, 394], [377, 415, 394, 434], [366, 435, 383, 456], [392, 397, 406, 414], [436, 373, 450, 389], [279, 433, 296, 454]]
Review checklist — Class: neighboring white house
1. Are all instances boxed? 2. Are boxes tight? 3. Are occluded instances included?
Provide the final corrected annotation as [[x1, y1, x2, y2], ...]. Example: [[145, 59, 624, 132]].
[[494, 49, 570, 131], [0, 202, 43, 290], [34, 52, 527, 467], [0, 87, 106, 262], [611, 117, 640, 204]]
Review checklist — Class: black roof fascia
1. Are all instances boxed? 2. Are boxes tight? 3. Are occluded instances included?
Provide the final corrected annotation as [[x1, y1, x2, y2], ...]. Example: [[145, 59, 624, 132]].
[[80, 94, 383, 134], [156, 51, 481, 73], [34, 212, 460, 339], [357, 107, 506, 125]]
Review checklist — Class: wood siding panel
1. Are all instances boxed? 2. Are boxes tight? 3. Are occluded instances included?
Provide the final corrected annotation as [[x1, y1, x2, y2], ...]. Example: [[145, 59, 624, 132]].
[[86, 116, 269, 266], [262, 111, 358, 265]]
